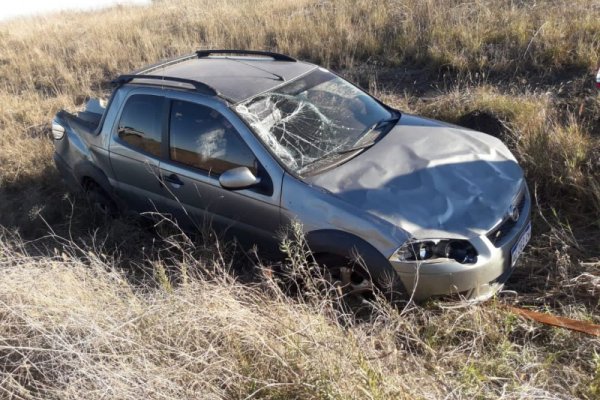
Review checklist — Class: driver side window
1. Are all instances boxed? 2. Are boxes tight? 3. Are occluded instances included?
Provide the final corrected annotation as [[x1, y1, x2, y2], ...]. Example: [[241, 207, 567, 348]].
[[169, 100, 257, 176]]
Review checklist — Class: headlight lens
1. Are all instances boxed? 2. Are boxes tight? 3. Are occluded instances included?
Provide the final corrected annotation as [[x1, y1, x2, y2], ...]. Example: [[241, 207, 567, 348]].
[[392, 239, 478, 264]]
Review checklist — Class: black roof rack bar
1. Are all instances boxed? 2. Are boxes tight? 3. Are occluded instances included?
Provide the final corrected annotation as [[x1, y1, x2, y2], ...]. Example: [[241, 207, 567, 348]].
[[196, 49, 296, 62], [134, 53, 197, 75], [112, 74, 219, 97]]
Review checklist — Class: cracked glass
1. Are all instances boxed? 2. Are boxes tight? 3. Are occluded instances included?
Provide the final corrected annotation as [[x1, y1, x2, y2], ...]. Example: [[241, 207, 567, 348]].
[[235, 68, 398, 175]]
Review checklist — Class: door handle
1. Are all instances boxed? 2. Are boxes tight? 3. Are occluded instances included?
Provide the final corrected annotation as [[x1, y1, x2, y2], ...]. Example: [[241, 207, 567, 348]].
[[162, 173, 184, 188]]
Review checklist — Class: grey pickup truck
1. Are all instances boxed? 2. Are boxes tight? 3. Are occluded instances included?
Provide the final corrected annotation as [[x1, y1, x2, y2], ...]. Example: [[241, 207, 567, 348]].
[[52, 49, 531, 302]]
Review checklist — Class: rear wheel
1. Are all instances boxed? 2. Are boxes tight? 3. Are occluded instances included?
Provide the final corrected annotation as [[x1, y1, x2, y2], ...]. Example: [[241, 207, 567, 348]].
[[85, 183, 118, 219]]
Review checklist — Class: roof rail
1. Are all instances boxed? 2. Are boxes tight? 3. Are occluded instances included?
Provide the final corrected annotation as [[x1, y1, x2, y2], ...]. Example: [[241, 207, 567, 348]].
[[196, 49, 296, 62], [134, 53, 197, 75], [112, 74, 219, 97]]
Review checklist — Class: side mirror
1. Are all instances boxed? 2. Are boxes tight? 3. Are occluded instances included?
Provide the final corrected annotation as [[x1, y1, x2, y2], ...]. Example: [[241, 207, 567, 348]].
[[219, 167, 261, 190]]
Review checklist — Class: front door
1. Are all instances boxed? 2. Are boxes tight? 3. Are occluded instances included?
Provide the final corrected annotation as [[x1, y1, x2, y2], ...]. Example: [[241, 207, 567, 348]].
[[158, 99, 282, 253]]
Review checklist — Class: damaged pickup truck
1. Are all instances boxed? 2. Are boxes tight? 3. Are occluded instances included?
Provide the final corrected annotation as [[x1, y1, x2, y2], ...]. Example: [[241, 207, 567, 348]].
[[52, 49, 531, 302]]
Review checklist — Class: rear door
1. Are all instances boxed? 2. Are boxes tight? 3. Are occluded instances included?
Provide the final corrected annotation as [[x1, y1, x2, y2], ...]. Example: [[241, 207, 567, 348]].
[[108, 91, 169, 214], [158, 97, 282, 252]]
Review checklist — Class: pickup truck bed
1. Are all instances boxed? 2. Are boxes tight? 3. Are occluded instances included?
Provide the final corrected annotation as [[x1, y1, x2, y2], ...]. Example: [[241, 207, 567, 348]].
[[52, 98, 113, 196], [57, 109, 101, 135], [57, 97, 106, 135]]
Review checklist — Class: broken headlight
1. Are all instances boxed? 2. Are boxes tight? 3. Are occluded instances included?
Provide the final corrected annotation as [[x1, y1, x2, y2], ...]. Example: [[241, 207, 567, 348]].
[[392, 239, 478, 264]]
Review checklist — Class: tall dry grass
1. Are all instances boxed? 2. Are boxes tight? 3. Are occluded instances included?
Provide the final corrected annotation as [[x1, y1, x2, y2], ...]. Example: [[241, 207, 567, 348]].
[[0, 0, 599, 398], [0, 0, 599, 186], [0, 227, 598, 399]]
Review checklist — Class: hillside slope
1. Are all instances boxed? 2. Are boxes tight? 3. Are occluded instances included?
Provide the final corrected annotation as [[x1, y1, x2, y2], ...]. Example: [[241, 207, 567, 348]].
[[0, 0, 599, 398]]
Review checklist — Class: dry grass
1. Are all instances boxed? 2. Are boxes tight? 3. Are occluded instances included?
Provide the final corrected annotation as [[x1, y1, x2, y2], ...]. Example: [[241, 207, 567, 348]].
[[1, 0, 599, 186], [0, 228, 598, 399], [0, 0, 599, 398]]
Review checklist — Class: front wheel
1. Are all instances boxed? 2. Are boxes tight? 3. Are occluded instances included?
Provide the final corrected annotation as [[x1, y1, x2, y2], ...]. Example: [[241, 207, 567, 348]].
[[317, 255, 375, 305], [317, 253, 408, 309]]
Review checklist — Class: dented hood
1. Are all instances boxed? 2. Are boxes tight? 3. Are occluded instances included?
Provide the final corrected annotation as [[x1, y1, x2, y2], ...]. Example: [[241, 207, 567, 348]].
[[305, 114, 525, 239]]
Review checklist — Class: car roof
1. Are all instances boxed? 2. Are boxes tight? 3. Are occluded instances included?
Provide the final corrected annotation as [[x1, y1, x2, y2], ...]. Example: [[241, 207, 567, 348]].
[[143, 55, 317, 103]]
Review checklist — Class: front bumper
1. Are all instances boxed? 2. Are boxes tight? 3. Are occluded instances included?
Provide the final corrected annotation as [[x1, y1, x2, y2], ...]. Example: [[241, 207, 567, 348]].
[[390, 188, 532, 302]]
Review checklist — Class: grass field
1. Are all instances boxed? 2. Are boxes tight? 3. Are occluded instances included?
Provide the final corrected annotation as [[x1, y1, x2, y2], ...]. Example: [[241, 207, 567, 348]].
[[0, 0, 599, 398]]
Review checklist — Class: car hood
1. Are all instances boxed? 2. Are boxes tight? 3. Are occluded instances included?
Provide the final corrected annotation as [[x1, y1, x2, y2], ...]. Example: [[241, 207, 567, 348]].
[[305, 114, 525, 239]]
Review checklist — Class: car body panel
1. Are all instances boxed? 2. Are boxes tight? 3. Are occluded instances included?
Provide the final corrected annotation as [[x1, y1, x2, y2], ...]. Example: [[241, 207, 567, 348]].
[[305, 114, 525, 240], [391, 188, 531, 300], [107, 89, 167, 213], [281, 173, 410, 258], [106, 86, 285, 251], [158, 160, 282, 251]]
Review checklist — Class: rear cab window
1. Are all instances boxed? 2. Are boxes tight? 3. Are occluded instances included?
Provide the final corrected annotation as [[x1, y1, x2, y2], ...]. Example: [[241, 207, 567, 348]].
[[117, 94, 164, 157]]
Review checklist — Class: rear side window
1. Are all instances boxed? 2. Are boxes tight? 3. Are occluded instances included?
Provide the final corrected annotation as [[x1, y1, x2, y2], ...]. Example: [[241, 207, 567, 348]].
[[117, 94, 163, 157], [169, 100, 257, 176]]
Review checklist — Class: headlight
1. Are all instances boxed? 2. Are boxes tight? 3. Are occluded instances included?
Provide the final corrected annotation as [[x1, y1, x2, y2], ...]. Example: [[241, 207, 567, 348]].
[[391, 239, 478, 264]]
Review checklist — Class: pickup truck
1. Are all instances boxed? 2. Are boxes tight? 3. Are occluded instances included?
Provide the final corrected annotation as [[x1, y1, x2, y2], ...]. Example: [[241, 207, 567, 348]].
[[52, 49, 531, 303]]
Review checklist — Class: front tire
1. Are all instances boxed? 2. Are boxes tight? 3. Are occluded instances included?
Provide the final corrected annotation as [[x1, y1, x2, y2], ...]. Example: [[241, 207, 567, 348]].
[[316, 254, 375, 305], [316, 253, 407, 308]]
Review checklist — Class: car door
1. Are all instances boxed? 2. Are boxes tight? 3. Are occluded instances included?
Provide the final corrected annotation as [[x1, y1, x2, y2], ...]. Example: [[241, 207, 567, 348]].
[[108, 91, 169, 214], [158, 97, 282, 253]]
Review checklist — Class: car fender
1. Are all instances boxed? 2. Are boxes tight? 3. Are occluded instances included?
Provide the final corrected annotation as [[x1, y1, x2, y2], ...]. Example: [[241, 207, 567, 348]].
[[305, 229, 407, 298], [73, 161, 119, 203]]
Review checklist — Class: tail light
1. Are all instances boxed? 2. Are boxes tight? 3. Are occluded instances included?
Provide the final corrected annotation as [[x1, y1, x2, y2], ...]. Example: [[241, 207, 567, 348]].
[[51, 121, 65, 140]]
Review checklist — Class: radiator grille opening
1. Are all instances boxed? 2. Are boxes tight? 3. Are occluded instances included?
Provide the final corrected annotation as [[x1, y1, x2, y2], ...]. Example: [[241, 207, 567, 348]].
[[487, 189, 527, 247]]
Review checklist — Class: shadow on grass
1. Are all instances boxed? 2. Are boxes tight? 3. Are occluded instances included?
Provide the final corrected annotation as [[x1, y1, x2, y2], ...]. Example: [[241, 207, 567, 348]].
[[0, 164, 261, 290], [0, 165, 72, 238], [0, 166, 382, 322]]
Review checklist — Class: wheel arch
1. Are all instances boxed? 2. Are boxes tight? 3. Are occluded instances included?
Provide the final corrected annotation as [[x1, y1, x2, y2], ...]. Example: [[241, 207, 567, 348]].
[[305, 229, 407, 299], [73, 161, 120, 205]]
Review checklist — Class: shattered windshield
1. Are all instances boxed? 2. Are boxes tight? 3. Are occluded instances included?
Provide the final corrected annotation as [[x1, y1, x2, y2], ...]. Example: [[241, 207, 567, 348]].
[[235, 68, 397, 175]]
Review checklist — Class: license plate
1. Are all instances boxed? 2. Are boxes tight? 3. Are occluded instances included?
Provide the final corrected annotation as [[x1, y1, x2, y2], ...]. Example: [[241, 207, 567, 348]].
[[511, 222, 531, 266]]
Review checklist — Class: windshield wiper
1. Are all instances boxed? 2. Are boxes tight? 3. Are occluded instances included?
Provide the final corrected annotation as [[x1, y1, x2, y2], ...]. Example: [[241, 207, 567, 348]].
[[336, 116, 399, 154], [298, 114, 400, 175], [297, 151, 347, 175]]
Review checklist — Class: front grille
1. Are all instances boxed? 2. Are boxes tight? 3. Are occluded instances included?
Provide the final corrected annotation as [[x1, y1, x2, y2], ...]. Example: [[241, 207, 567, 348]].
[[487, 188, 527, 247]]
